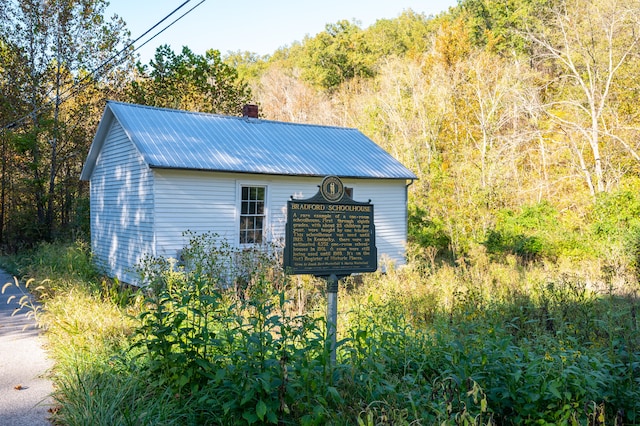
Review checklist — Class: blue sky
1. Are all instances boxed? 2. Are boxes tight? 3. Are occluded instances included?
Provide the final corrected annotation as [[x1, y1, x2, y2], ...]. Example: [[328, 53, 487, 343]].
[[105, 0, 458, 63]]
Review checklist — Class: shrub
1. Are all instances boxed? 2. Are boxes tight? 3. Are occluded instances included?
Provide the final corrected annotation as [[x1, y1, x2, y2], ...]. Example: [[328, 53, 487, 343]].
[[408, 204, 451, 254], [484, 202, 560, 261], [132, 232, 335, 424]]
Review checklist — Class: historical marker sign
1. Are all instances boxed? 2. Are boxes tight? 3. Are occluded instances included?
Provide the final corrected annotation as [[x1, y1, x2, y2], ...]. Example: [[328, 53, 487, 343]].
[[284, 176, 377, 276]]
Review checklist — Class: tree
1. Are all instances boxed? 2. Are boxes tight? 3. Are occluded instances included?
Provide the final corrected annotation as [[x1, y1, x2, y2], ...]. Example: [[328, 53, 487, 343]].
[[129, 46, 252, 115], [457, 0, 556, 54], [529, 0, 640, 195], [0, 0, 130, 247], [0, 38, 31, 245], [223, 50, 269, 83], [254, 66, 335, 125], [295, 20, 375, 91], [365, 10, 438, 60]]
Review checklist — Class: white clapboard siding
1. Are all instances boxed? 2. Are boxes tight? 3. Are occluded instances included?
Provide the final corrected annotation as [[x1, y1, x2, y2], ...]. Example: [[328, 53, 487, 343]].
[[153, 169, 237, 258], [352, 179, 409, 270], [89, 122, 154, 284], [150, 172, 409, 271]]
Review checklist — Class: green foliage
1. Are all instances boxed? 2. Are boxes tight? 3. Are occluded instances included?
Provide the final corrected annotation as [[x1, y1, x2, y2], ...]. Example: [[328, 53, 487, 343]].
[[0, 0, 130, 248], [365, 10, 439, 59], [293, 20, 376, 90], [588, 188, 640, 273], [349, 265, 640, 424], [408, 204, 451, 252], [484, 202, 561, 261], [591, 189, 640, 240], [223, 50, 269, 82], [9, 240, 640, 424], [129, 45, 253, 115], [131, 232, 333, 424], [2, 240, 98, 283], [457, 0, 554, 54]]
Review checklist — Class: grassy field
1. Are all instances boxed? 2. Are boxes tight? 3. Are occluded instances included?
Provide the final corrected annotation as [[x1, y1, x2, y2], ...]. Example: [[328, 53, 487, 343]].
[[2, 237, 639, 425]]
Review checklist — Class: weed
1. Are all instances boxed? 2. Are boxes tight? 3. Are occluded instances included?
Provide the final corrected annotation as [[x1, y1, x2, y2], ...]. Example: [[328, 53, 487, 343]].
[[4, 238, 640, 424]]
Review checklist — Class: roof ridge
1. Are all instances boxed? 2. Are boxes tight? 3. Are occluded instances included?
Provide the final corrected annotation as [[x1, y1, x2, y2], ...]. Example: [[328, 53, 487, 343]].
[[106, 100, 358, 131]]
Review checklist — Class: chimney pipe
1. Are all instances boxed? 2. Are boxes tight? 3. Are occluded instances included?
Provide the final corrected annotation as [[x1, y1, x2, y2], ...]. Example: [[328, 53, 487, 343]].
[[242, 104, 259, 118]]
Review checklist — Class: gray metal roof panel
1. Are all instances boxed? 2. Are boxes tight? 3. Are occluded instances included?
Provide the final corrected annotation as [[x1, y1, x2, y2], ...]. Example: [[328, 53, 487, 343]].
[[106, 101, 417, 179]]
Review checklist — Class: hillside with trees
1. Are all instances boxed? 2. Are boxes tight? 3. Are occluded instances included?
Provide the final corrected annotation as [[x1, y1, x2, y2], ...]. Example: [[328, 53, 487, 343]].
[[3, 0, 640, 269], [242, 0, 640, 270]]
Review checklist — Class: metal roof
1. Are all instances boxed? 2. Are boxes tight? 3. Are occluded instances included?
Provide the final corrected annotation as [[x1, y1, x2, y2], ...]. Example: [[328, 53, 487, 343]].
[[81, 101, 417, 180]]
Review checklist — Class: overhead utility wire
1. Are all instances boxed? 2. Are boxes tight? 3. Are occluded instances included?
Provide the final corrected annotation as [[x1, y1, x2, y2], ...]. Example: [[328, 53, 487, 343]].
[[17, 0, 196, 116], [77, 0, 206, 90], [1, 0, 206, 130], [132, 1, 206, 54], [55, 0, 207, 109]]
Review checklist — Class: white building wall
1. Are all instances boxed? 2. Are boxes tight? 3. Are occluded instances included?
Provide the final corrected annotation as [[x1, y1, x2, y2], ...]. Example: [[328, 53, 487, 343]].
[[152, 171, 409, 270], [352, 179, 409, 270], [89, 122, 154, 284], [153, 169, 237, 258]]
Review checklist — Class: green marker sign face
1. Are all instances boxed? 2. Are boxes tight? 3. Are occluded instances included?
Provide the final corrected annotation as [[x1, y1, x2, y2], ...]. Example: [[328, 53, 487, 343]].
[[284, 177, 377, 276]]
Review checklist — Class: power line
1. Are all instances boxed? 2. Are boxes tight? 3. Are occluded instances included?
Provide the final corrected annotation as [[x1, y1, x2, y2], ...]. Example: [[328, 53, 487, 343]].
[[54, 0, 207, 116], [1, 0, 207, 130], [132, 1, 207, 56]]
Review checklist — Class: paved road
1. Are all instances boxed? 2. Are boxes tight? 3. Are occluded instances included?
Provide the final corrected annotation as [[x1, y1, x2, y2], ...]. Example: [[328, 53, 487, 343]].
[[0, 270, 53, 425]]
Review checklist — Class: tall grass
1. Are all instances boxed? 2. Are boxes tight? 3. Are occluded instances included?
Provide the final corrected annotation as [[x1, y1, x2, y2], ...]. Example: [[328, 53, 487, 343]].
[[3, 238, 639, 425]]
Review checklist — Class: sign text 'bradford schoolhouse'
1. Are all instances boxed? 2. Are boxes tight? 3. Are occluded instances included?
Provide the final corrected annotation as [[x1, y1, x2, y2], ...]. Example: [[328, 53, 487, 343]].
[[284, 176, 377, 276]]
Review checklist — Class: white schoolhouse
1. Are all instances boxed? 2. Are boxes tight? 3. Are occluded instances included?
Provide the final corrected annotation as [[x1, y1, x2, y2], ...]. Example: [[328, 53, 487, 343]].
[[80, 101, 417, 284]]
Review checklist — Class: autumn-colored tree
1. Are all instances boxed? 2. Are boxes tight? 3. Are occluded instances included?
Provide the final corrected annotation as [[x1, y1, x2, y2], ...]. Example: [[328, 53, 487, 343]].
[[253, 66, 336, 125], [529, 0, 640, 195]]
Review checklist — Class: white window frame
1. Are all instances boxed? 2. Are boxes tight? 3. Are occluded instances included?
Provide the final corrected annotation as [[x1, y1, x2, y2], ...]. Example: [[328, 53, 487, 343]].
[[237, 182, 268, 246]]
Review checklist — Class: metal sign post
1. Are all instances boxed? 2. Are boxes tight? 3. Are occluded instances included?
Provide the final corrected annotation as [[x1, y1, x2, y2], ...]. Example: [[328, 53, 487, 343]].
[[284, 176, 377, 366], [326, 274, 339, 365]]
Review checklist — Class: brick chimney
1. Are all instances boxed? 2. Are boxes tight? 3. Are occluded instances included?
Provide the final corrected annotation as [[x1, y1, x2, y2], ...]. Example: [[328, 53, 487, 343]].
[[242, 104, 259, 118]]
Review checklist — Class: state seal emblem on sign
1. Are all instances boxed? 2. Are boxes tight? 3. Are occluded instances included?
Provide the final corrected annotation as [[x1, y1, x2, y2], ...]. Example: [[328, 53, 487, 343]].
[[320, 175, 344, 202]]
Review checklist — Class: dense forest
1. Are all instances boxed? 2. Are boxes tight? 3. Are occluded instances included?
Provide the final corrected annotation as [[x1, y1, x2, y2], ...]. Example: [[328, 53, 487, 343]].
[[2, 0, 640, 265]]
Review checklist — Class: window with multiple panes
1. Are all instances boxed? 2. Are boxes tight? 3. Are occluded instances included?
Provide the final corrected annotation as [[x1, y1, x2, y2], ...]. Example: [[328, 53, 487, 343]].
[[240, 186, 265, 244]]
